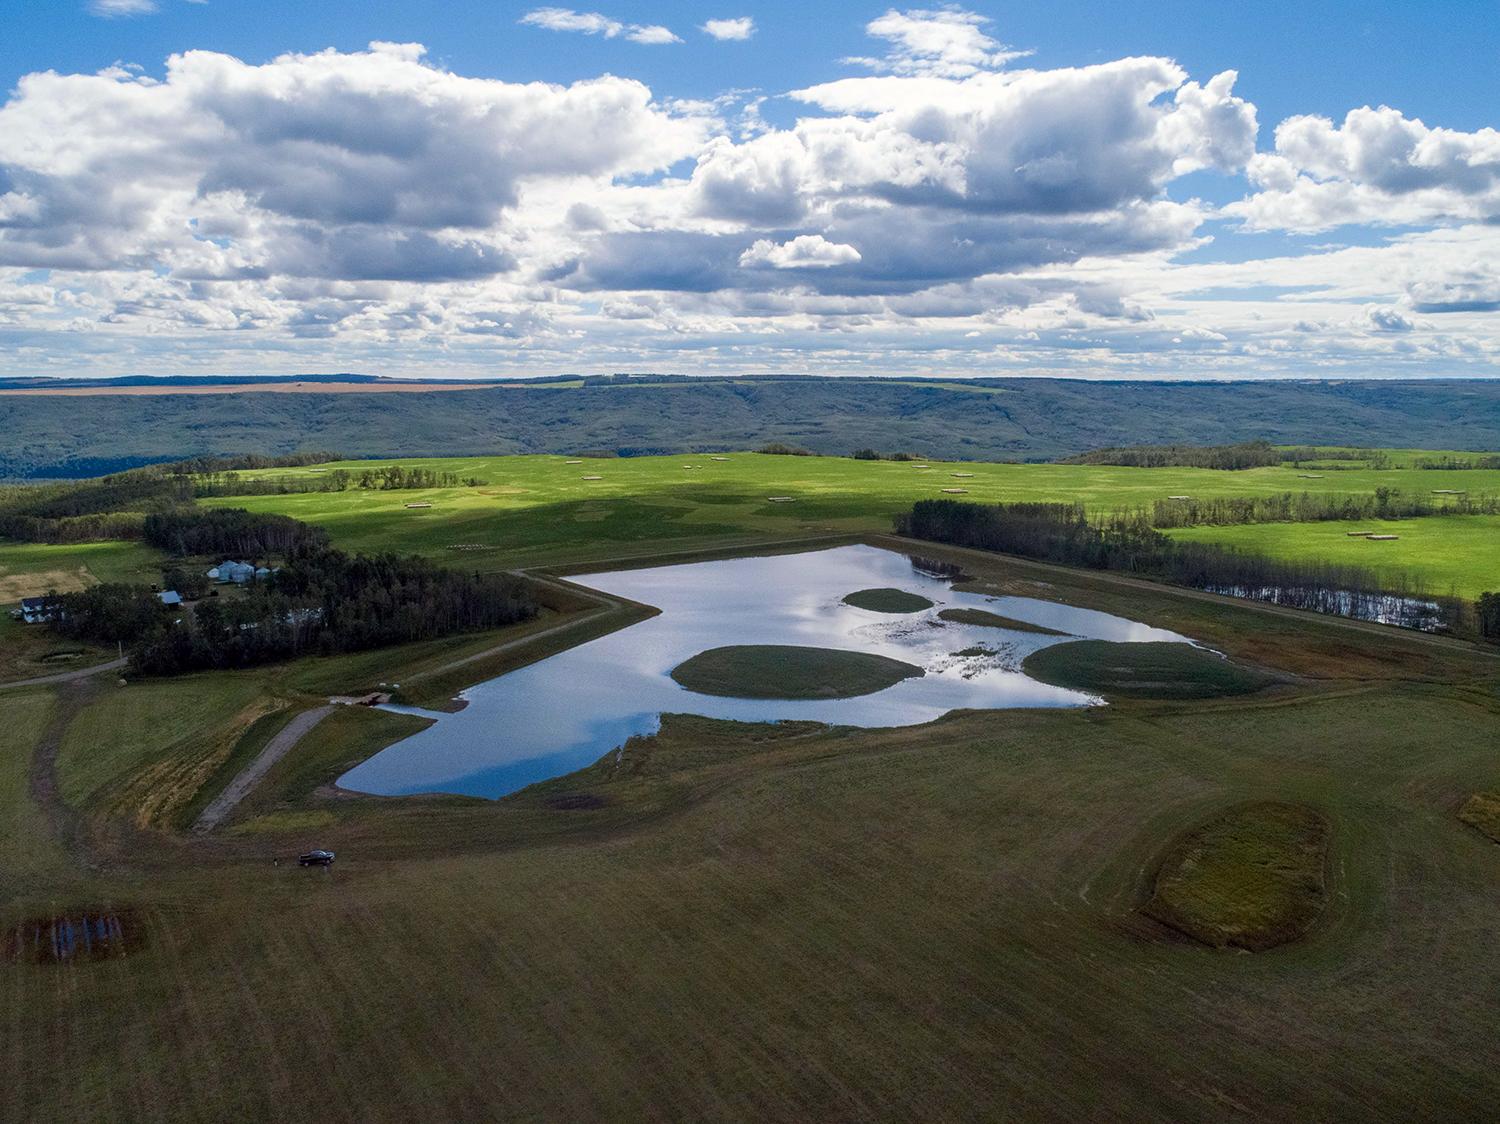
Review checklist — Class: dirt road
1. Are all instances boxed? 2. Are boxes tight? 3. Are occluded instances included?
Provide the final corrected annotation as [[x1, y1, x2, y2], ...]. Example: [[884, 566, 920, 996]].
[[192, 705, 335, 834]]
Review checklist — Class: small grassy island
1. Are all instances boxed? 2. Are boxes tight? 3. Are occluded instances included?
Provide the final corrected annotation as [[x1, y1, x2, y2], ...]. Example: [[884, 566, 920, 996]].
[[1145, 802, 1333, 951], [670, 644, 925, 699], [937, 607, 1069, 636], [1021, 640, 1276, 699], [841, 588, 935, 613]]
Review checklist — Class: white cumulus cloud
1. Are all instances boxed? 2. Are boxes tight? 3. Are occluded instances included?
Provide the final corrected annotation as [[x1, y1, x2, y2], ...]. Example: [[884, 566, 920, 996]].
[[702, 17, 755, 41], [844, 7, 1029, 78], [1229, 105, 1500, 231], [740, 235, 863, 269]]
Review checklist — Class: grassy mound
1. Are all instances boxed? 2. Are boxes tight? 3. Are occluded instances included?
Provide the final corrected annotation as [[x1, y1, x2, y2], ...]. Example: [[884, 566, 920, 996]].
[[938, 607, 1068, 636], [1021, 641, 1275, 699], [670, 645, 924, 700], [1459, 792, 1500, 843], [842, 587, 935, 613], [1145, 801, 1332, 951]]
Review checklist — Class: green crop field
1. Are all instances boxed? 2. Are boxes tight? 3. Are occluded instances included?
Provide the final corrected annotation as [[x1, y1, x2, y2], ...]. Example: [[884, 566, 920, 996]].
[[222, 451, 1500, 580], [1167, 515, 1500, 598]]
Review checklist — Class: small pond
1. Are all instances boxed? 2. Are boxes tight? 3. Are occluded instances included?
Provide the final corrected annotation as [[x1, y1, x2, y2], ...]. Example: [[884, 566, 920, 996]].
[[339, 544, 1190, 798]]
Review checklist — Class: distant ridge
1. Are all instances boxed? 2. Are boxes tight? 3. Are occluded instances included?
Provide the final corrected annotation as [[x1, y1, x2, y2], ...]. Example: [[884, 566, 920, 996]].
[[1, 375, 1497, 478]]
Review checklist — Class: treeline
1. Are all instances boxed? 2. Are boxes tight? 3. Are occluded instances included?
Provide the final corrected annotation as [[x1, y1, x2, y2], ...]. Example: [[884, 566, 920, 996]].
[[42, 510, 538, 675], [1059, 441, 1283, 470], [1138, 488, 1500, 529], [192, 464, 482, 498], [0, 456, 474, 545], [162, 451, 341, 475], [1278, 447, 1391, 469], [758, 443, 818, 456], [143, 508, 327, 558], [0, 470, 185, 543], [0, 511, 146, 545], [1413, 455, 1500, 470], [896, 500, 1467, 633], [851, 448, 925, 462]]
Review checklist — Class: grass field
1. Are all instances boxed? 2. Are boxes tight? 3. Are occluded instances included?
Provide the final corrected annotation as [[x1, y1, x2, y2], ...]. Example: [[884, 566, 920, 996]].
[[222, 452, 1500, 577], [1167, 515, 1500, 598], [3, 448, 1500, 1119], [0, 539, 162, 602], [2, 558, 1499, 1117]]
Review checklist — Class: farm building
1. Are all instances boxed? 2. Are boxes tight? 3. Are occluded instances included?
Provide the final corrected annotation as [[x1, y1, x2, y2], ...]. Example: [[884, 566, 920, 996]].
[[157, 590, 183, 607], [18, 596, 61, 624], [208, 561, 256, 584]]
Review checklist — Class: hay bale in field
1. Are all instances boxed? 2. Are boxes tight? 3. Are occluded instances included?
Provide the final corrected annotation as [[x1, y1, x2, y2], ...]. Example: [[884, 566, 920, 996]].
[[941, 488, 968, 494], [564, 459, 583, 464], [1346, 531, 1373, 537], [767, 496, 795, 503], [1167, 495, 1193, 500], [404, 502, 432, 509], [950, 472, 974, 478], [1367, 534, 1399, 540], [709, 456, 728, 461]]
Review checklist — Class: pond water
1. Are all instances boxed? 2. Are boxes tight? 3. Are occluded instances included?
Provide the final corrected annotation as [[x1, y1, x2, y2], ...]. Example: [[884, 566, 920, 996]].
[[339, 544, 1190, 799]]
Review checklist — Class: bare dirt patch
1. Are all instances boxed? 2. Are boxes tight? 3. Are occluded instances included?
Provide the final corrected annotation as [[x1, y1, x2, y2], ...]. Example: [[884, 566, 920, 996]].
[[0, 567, 92, 601]]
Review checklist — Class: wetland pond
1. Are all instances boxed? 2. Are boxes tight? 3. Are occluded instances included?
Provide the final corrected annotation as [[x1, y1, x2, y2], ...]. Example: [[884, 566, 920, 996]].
[[340, 545, 1190, 798]]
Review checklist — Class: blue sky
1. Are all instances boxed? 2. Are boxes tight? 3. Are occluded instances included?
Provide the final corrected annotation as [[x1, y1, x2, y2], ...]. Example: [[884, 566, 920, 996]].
[[0, 1, 1497, 379]]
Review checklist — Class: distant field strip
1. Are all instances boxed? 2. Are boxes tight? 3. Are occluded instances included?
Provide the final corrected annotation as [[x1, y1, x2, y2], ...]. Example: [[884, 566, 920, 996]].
[[222, 453, 1500, 591], [0, 382, 505, 396], [1167, 515, 1500, 598]]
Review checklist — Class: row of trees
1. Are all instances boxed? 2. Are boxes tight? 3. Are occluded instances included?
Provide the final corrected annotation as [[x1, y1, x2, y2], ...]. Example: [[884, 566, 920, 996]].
[[191, 464, 483, 498], [896, 500, 1467, 633], [163, 451, 341, 475], [1412, 455, 1500, 470], [143, 508, 327, 559], [1277, 447, 1391, 469], [1060, 441, 1284, 470], [851, 448, 925, 462], [1136, 488, 1500, 529], [0, 511, 146, 545]]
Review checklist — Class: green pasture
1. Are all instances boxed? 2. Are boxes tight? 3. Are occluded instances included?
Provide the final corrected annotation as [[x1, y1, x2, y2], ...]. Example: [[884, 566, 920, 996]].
[[1167, 515, 1500, 598], [0, 539, 162, 603], [222, 451, 1500, 574]]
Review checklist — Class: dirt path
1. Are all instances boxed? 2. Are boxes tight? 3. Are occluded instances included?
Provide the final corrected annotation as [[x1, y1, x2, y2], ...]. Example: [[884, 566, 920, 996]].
[[404, 573, 636, 686], [28, 678, 104, 869], [192, 706, 335, 834], [0, 656, 127, 691]]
